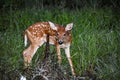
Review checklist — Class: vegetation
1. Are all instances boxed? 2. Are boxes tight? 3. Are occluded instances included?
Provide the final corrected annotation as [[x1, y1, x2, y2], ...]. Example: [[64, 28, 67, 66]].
[[0, 0, 120, 80]]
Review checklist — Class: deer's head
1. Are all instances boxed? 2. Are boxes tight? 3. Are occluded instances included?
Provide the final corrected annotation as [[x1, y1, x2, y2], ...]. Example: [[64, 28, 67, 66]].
[[49, 21, 73, 45]]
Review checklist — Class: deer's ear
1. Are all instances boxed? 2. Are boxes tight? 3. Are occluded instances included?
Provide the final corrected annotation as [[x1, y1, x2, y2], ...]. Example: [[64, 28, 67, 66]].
[[65, 23, 73, 31], [48, 21, 57, 31]]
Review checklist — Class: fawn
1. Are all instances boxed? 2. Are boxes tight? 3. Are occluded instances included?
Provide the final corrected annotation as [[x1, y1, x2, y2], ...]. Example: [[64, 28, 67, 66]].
[[22, 21, 75, 75]]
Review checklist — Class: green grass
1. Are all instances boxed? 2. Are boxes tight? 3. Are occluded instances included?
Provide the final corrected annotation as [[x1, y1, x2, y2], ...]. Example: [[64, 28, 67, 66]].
[[0, 7, 120, 79]]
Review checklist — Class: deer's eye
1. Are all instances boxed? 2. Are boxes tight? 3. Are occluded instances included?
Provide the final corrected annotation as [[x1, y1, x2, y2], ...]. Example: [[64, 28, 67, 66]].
[[63, 33, 66, 36], [56, 33, 59, 36]]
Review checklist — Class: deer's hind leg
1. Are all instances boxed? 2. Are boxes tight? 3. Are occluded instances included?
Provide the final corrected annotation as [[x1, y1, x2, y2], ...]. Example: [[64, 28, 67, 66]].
[[23, 44, 39, 66], [23, 39, 45, 67]]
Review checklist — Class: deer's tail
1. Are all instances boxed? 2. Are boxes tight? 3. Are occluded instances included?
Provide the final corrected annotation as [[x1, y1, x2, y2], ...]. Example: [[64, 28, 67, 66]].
[[24, 32, 27, 47]]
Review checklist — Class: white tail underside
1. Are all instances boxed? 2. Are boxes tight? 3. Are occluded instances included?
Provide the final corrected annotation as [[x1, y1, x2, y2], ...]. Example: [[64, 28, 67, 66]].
[[24, 34, 27, 47]]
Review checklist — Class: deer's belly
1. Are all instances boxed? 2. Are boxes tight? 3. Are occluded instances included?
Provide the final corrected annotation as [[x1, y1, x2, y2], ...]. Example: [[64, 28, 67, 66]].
[[43, 35, 55, 45]]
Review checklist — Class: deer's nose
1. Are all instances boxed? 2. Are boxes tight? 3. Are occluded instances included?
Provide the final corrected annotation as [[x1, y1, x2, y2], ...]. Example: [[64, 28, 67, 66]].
[[58, 40, 63, 45]]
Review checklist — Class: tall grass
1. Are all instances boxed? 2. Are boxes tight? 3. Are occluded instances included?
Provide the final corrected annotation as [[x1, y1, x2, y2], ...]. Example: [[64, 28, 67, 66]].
[[0, 7, 120, 79]]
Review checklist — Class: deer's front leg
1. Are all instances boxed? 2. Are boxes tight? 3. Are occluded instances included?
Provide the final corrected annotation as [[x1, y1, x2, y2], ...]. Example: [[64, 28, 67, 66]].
[[56, 45, 62, 64], [65, 46, 75, 75]]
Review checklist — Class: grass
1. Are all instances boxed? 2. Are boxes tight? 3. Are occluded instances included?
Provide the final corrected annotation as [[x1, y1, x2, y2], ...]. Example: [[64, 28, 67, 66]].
[[0, 7, 120, 79]]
